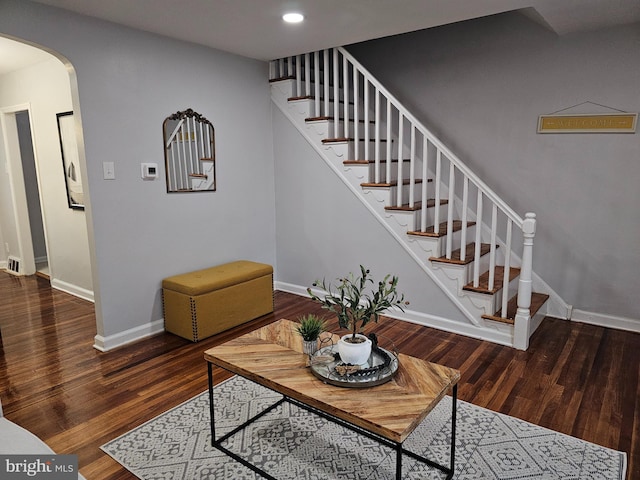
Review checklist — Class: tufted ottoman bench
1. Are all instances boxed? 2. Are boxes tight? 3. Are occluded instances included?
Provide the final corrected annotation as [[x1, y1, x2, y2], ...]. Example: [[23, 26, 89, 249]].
[[162, 260, 274, 342]]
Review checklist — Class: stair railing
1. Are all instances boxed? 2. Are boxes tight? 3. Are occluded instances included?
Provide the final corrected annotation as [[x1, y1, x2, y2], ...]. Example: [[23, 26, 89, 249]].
[[270, 48, 536, 343]]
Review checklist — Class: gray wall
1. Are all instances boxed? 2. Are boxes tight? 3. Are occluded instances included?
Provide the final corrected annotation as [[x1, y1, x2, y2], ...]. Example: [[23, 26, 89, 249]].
[[0, 0, 276, 344], [348, 12, 640, 321]]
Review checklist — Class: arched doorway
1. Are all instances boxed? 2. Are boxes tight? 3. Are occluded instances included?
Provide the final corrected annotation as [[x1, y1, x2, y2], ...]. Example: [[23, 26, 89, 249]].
[[0, 35, 94, 302]]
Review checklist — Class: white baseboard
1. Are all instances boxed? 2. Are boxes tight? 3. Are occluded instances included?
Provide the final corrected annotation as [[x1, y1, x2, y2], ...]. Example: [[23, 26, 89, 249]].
[[50, 278, 95, 303], [0, 262, 6, 270], [93, 318, 165, 352], [275, 281, 514, 347], [571, 309, 640, 334]]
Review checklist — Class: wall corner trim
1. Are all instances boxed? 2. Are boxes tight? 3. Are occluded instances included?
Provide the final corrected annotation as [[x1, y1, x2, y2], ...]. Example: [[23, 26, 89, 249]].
[[571, 309, 640, 334], [50, 278, 94, 302], [93, 318, 165, 352]]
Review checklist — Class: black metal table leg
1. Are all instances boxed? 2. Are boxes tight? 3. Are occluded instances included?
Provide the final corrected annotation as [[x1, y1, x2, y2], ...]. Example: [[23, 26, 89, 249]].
[[208, 362, 215, 444], [449, 383, 457, 478], [395, 442, 403, 480]]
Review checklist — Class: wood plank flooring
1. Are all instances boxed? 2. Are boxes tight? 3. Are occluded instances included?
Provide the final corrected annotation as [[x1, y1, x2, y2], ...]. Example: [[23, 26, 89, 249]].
[[0, 271, 637, 479]]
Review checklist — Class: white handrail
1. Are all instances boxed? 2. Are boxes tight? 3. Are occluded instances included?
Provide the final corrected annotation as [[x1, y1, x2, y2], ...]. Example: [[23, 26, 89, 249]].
[[337, 46, 524, 228]]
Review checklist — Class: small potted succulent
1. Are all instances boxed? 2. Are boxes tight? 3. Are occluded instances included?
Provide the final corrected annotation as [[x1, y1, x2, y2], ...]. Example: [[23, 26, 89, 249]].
[[307, 265, 406, 365], [295, 314, 327, 355]]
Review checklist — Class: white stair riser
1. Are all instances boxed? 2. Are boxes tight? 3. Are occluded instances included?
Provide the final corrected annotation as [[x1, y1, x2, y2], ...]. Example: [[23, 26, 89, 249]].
[[364, 161, 421, 183], [383, 202, 449, 232], [307, 119, 384, 141], [463, 276, 520, 315]]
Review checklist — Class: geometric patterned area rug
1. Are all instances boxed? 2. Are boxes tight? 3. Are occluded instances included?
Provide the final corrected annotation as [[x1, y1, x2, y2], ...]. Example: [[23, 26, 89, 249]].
[[101, 375, 627, 480]]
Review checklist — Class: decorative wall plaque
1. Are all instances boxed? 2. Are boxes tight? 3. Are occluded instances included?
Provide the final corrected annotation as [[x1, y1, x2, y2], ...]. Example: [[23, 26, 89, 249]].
[[538, 113, 637, 134]]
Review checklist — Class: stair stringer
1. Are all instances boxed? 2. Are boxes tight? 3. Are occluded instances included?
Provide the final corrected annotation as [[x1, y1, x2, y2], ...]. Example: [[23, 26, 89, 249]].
[[272, 79, 515, 346], [310, 133, 514, 329]]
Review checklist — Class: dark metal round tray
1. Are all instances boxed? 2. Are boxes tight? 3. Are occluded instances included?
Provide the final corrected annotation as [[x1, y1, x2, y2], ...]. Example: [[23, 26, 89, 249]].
[[309, 343, 399, 388]]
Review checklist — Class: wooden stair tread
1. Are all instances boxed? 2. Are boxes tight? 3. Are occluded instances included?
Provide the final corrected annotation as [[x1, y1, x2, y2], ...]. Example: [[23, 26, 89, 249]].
[[384, 198, 448, 212], [288, 95, 314, 101], [429, 242, 494, 265], [269, 76, 295, 83], [463, 266, 521, 294], [323, 137, 391, 144], [408, 220, 475, 238], [200, 157, 213, 162], [188, 173, 208, 178], [343, 159, 411, 165], [481, 292, 550, 324], [361, 179, 426, 188], [306, 116, 375, 124], [306, 116, 333, 121]]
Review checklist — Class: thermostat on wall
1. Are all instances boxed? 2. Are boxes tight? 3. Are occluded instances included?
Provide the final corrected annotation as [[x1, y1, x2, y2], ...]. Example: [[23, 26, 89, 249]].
[[141, 163, 158, 180]]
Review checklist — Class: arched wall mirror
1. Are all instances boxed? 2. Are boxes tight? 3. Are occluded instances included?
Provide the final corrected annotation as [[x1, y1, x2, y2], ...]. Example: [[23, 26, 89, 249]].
[[163, 108, 216, 193]]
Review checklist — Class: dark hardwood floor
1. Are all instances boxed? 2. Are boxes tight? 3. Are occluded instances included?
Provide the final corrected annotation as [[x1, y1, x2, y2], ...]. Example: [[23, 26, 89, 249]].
[[0, 271, 637, 479]]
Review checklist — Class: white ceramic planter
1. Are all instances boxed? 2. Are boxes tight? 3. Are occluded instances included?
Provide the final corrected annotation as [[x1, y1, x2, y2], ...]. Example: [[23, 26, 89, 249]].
[[337, 334, 372, 365], [302, 339, 319, 355]]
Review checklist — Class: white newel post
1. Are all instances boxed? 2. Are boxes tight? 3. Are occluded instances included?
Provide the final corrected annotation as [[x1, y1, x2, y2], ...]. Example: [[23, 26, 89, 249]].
[[514, 212, 536, 350]]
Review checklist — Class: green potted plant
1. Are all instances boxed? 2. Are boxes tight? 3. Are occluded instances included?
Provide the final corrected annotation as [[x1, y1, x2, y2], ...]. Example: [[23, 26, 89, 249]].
[[295, 314, 327, 355], [307, 265, 406, 365]]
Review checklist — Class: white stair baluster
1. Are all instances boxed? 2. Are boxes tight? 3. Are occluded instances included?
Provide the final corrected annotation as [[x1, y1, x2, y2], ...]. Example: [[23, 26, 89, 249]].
[[192, 117, 200, 174], [314, 51, 320, 117], [446, 161, 455, 258], [460, 177, 469, 261], [323, 50, 330, 118], [180, 123, 188, 186], [434, 150, 442, 235], [364, 80, 370, 161], [502, 219, 513, 316], [420, 135, 429, 232], [304, 53, 310, 97], [343, 55, 349, 139], [295, 55, 301, 97], [488, 204, 498, 291], [170, 142, 178, 190], [396, 113, 404, 207], [353, 67, 359, 160], [386, 98, 392, 182], [409, 125, 416, 208], [473, 191, 483, 287], [375, 89, 381, 183], [333, 49, 339, 138]]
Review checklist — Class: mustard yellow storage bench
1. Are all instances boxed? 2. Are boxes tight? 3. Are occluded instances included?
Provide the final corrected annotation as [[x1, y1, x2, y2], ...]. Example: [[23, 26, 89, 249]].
[[162, 260, 274, 342]]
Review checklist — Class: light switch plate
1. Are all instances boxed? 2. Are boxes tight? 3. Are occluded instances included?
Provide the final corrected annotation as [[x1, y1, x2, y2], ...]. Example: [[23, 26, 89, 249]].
[[103, 161, 115, 180]]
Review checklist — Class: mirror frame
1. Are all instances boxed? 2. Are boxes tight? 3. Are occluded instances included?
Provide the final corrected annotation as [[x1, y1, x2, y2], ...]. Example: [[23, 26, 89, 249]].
[[162, 108, 216, 193]]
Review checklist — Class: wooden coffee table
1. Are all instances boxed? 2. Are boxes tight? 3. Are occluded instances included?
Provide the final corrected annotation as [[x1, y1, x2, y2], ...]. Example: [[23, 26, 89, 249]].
[[204, 319, 460, 480]]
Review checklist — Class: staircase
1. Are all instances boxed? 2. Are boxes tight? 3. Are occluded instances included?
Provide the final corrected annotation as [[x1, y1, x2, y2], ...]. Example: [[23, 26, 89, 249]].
[[269, 47, 558, 350]]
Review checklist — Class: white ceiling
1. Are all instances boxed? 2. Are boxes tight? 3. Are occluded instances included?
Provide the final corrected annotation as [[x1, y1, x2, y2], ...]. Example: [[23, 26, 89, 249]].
[[2, 0, 640, 75], [0, 37, 53, 76]]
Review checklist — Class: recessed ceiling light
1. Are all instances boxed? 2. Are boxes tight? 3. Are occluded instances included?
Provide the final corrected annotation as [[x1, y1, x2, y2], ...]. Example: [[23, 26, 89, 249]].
[[282, 13, 304, 23]]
